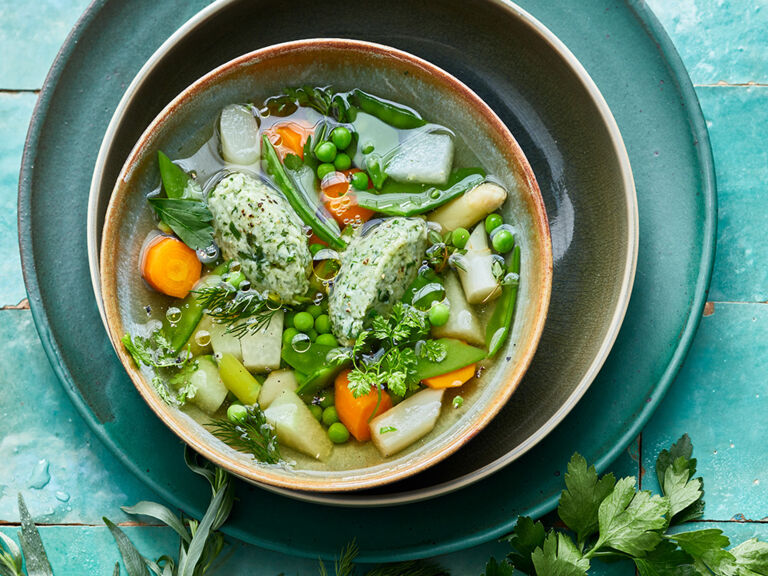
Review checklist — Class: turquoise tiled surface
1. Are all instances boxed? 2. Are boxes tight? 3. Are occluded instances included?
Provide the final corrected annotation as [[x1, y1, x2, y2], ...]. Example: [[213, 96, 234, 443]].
[[698, 87, 768, 302], [0, 0, 92, 89], [2, 0, 767, 574], [0, 93, 37, 306], [647, 0, 768, 85]]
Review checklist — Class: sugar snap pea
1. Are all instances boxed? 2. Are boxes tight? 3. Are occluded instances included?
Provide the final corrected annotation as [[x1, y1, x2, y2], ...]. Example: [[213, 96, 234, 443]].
[[350, 89, 426, 129], [486, 244, 521, 356], [261, 136, 345, 251], [353, 173, 484, 217]]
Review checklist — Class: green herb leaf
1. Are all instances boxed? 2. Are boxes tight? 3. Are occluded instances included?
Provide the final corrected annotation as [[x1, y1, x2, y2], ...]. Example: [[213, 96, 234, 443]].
[[481, 557, 515, 576], [194, 284, 283, 338], [558, 453, 616, 544], [17, 495, 53, 576], [731, 538, 768, 574], [670, 529, 736, 575], [531, 532, 589, 576], [593, 477, 670, 557], [417, 339, 447, 363], [656, 434, 705, 524], [0, 531, 24, 576], [208, 406, 281, 464], [365, 560, 449, 576], [505, 516, 546, 575], [121, 501, 190, 544], [104, 517, 150, 576], [158, 151, 190, 199], [148, 197, 214, 250], [633, 539, 694, 576], [283, 153, 304, 171], [176, 478, 228, 576]]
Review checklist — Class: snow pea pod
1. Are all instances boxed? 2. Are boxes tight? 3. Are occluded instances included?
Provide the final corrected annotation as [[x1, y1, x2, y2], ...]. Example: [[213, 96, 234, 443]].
[[486, 244, 521, 356], [414, 338, 486, 380], [350, 89, 426, 130], [354, 173, 484, 217], [261, 136, 346, 251]]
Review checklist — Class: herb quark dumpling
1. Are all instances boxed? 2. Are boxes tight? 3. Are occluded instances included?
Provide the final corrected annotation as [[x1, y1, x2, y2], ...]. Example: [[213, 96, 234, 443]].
[[207, 172, 312, 304]]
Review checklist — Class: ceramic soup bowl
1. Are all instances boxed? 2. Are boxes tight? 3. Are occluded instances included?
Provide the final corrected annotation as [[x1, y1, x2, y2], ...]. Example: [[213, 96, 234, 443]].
[[100, 39, 552, 491]]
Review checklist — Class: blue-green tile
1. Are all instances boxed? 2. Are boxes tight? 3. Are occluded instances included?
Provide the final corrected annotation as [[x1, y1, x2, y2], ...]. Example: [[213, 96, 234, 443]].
[[0, 0, 92, 89], [0, 92, 36, 306], [0, 310, 163, 523], [647, 0, 768, 85], [695, 87, 768, 302], [643, 303, 768, 521]]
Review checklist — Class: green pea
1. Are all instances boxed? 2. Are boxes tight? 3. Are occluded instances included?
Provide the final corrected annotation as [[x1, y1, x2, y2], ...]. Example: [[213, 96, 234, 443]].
[[314, 314, 331, 334], [284, 311, 296, 328], [428, 303, 450, 327], [485, 213, 504, 233], [227, 404, 248, 423], [350, 171, 369, 190], [309, 404, 323, 422], [317, 163, 336, 180], [309, 243, 325, 256], [451, 227, 470, 249], [282, 326, 299, 345], [306, 304, 323, 318], [334, 152, 352, 171], [492, 229, 515, 253], [315, 141, 337, 163], [328, 422, 350, 444], [293, 311, 314, 332], [322, 406, 340, 426], [330, 126, 352, 150], [318, 391, 335, 409], [306, 328, 318, 342], [316, 333, 338, 347]]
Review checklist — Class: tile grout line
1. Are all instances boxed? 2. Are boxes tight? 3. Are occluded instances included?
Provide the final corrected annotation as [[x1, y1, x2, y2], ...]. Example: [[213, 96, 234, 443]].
[[0, 299, 30, 310], [0, 88, 40, 94], [694, 82, 768, 87]]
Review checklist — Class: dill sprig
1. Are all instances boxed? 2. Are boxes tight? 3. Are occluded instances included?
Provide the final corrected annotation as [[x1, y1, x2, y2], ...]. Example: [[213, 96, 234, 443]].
[[207, 406, 281, 464], [194, 284, 284, 338]]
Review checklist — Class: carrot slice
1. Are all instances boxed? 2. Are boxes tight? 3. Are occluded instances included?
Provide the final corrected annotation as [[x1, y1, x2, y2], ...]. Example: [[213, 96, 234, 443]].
[[321, 170, 375, 227], [335, 369, 393, 442], [141, 235, 202, 299], [264, 121, 312, 159], [422, 363, 477, 389]]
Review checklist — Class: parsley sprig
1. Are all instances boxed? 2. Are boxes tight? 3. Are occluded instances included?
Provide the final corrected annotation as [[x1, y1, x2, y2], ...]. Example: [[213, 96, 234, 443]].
[[339, 303, 447, 398], [489, 434, 766, 576], [122, 330, 197, 407]]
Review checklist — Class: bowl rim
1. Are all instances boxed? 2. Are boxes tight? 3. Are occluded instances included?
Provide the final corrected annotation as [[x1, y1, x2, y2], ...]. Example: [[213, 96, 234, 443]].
[[99, 37, 553, 492]]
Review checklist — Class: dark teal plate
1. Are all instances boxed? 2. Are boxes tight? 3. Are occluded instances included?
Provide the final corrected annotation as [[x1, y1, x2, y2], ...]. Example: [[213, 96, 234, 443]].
[[19, 0, 715, 562]]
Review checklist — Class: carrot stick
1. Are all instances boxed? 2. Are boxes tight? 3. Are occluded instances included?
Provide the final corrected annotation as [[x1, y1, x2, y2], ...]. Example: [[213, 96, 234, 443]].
[[422, 363, 476, 389], [335, 369, 392, 442]]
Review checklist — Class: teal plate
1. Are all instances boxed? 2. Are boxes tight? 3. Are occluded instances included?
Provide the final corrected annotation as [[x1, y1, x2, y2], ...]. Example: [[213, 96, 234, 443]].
[[19, 0, 715, 562]]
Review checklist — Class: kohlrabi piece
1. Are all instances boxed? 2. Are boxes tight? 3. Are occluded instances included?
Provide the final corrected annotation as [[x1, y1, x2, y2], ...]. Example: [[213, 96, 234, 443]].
[[259, 369, 298, 409], [352, 112, 400, 167], [428, 181, 507, 232], [264, 390, 333, 460], [431, 271, 485, 346], [220, 104, 260, 165], [457, 224, 500, 304], [370, 388, 445, 457], [385, 132, 453, 185], [240, 310, 283, 372], [189, 355, 228, 414], [209, 320, 242, 361]]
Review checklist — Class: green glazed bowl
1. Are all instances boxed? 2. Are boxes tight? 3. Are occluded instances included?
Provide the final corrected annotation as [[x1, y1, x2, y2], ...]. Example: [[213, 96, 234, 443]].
[[99, 39, 553, 492]]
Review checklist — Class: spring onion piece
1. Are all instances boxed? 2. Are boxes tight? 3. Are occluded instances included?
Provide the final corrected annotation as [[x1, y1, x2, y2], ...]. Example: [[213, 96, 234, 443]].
[[261, 135, 345, 250], [486, 244, 521, 356]]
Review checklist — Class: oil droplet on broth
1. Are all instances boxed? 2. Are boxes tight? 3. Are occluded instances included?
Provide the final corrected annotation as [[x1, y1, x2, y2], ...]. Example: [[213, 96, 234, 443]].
[[229, 260, 241, 273], [166, 306, 182, 325], [291, 332, 311, 353], [195, 330, 211, 347]]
